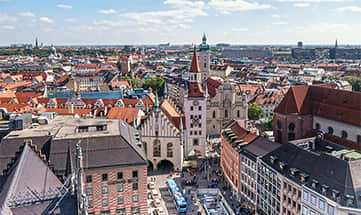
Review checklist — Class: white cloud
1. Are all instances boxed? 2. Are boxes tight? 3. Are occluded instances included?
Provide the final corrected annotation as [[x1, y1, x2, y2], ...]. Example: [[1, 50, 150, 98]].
[[231, 27, 249, 31], [294, 3, 311, 7], [122, 0, 207, 30], [1, 25, 14, 30], [39, 17, 53, 24], [97, 9, 117, 15], [272, 14, 281, 18], [272, 21, 288, 25], [337, 6, 361, 12], [0, 13, 17, 23], [17, 12, 35, 17], [209, 0, 273, 14], [56, 4, 72, 9], [277, 0, 350, 2]]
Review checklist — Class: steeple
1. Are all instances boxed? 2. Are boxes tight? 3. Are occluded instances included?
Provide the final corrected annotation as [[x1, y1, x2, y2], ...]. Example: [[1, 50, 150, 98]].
[[202, 33, 207, 44], [35, 37, 39, 49], [154, 92, 159, 112], [190, 46, 200, 74], [335, 39, 338, 48]]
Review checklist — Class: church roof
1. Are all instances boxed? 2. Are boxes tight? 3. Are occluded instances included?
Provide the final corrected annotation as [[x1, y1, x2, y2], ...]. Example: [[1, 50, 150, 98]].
[[275, 85, 361, 126]]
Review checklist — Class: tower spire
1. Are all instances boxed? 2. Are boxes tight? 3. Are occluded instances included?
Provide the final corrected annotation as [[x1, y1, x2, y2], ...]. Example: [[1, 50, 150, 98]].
[[190, 46, 200, 74]]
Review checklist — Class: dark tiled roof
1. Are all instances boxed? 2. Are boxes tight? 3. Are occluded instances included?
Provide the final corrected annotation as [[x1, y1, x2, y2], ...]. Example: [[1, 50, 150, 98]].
[[262, 143, 361, 208], [242, 137, 281, 158]]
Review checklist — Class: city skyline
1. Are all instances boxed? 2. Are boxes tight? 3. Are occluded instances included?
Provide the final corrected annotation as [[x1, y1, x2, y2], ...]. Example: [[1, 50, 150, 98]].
[[0, 0, 361, 45]]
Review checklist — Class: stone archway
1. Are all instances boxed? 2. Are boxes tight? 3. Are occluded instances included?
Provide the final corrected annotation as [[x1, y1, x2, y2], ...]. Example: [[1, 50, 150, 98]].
[[156, 159, 174, 173]]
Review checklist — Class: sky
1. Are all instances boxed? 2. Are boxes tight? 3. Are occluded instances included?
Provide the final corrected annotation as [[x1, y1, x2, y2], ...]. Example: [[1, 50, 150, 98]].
[[0, 0, 360, 45]]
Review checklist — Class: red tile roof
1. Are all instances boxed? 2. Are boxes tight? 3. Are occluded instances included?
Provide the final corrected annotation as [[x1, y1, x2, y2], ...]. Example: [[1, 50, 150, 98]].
[[190, 47, 200, 73], [207, 77, 223, 98], [188, 83, 204, 98], [107, 107, 140, 124], [275, 85, 361, 126]]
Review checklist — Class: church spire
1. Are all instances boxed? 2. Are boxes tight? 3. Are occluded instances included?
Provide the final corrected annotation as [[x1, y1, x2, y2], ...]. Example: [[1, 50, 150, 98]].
[[190, 46, 200, 74], [202, 33, 207, 44]]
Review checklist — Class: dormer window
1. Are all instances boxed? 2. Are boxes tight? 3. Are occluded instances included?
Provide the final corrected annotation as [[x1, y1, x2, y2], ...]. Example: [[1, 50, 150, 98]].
[[311, 179, 318, 189], [270, 156, 277, 164], [321, 184, 329, 194], [345, 194, 354, 206], [279, 161, 287, 170], [332, 189, 340, 200]]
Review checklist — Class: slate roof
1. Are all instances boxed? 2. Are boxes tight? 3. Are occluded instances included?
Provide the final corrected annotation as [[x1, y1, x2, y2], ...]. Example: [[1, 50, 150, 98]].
[[0, 143, 67, 214], [242, 137, 280, 161], [262, 143, 361, 208]]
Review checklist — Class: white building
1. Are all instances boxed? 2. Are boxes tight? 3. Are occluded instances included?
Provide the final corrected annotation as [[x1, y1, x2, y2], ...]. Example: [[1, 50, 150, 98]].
[[139, 97, 184, 171], [183, 47, 207, 158]]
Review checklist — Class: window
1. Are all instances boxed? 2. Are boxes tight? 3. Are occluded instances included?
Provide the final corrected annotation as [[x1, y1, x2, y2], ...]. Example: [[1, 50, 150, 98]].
[[193, 138, 199, 146], [303, 191, 309, 201], [133, 182, 138, 191], [315, 123, 321, 130], [86, 175, 92, 183], [88, 195, 93, 208], [100, 211, 110, 215], [358, 135, 361, 144], [288, 123, 295, 131], [102, 184, 108, 194], [212, 111, 216, 118], [302, 206, 308, 215], [86, 186, 93, 195], [116, 209, 126, 215], [167, 143, 173, 157], [198, 106, 202, 111], [153, 139, 161, 157], [132, 194, 139, 202], [277, 120, 282, 129], [117, 183, 124, 192], [319, 199, 326, 211], [117, 172, 123, 180], [102, 198, 109, 207], [131, 207, 140, 215], [328, 127, 334, 135], [310, 194, 317, 206], [102, 173, 108, 181], [190, 106, 193, 111], [237, 110, 240, 118], [225, 110, 228, 118], [341, 130, 348, 139], [327, 205, 335, 215], [117, 196, 124, 204], [132, 170, 138, 178]]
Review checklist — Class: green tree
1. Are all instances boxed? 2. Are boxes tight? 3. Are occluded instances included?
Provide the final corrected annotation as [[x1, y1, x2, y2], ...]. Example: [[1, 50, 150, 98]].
[[143, 77, 165, 96], [248, 103, 264, 120]]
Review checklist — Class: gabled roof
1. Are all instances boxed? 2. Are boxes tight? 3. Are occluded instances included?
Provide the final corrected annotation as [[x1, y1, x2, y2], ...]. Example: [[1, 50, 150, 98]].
[[275, 85, 361, 126]]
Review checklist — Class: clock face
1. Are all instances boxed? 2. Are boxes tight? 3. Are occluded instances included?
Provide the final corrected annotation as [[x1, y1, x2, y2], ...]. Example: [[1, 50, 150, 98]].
[[193, 100, 199, 106]]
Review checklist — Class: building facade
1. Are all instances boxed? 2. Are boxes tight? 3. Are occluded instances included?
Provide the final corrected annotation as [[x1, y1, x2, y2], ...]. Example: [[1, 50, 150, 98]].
[[183, 47, 207, 157]]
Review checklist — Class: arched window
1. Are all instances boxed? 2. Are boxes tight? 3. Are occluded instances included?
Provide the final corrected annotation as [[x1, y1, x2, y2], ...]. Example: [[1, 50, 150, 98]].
[[327, 127, 334, 135], [153, 140, 161, 157], [288, 123, 295, 131], [341, 130, 348, 139], [212, 111, 216, 119], [315, 123, 321, 130], [167, 143, 173, 158], [277, 120, 282, 129], [237, 110, 240, 118], [225, 110, 228, 118]]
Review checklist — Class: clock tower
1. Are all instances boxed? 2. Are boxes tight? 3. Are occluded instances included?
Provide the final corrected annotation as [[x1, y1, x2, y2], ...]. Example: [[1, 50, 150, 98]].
[[183, 46, 207, 158]]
